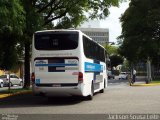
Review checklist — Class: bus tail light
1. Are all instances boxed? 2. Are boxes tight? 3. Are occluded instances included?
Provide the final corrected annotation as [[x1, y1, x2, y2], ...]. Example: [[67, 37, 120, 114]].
[[31, 72, 35, 84], [78, 72, 83, 83]]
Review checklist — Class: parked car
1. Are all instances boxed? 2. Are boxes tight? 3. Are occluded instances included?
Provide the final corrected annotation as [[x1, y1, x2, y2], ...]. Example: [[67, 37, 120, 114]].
[[118, 72, 128, 80], [0, 79, 4, 88], [0, 74, 23, 87], [108, 70, 115, 79]]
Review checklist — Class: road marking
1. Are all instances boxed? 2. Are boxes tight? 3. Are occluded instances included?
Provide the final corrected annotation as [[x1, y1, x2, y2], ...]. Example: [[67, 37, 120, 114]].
[[131, 83, 160, 86]]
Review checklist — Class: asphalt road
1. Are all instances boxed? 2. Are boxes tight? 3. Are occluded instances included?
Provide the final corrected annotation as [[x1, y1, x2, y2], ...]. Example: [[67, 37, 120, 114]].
[[0, 77, 160, 116]]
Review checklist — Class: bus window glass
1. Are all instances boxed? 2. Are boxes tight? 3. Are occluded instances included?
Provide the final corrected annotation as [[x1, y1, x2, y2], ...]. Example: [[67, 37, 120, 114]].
[[83, 36, 105, 62], [34, 31, 78, 50]]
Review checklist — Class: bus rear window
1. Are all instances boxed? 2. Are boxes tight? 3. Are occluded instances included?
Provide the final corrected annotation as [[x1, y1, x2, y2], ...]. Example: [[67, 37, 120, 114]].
[[34, 31, 78, 50]]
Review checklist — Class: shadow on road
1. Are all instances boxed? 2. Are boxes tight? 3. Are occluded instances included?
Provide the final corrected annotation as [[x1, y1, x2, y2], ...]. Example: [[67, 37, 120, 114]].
[[0, 93, 84, 108]]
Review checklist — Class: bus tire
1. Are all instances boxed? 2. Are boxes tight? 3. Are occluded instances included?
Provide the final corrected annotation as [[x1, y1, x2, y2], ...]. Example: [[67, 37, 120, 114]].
[[100, 80, 105, 93], [100, 89, 104, 93], [87, 82, 94, 100]]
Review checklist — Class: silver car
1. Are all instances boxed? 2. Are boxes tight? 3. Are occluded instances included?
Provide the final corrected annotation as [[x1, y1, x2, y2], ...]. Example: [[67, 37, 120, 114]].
[[118, 72, 128, 80], [0, 74, 23, 87]]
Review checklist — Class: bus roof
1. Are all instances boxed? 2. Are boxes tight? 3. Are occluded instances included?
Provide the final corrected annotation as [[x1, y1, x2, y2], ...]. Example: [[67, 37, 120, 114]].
[[35, 29, 81, 33]]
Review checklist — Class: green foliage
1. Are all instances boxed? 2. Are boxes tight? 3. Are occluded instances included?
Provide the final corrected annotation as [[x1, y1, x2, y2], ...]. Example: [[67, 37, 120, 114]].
[[121, 59, 130, 72], [34, 0, 121, 28], [151, 80, 160, 83], [110, 55, 123, 67], [118, 0, 160, 64], [0, 0, 25, 34], [0, 0, 25, 70], [105, 44, 118, 56], [104, 44, 124, 67]]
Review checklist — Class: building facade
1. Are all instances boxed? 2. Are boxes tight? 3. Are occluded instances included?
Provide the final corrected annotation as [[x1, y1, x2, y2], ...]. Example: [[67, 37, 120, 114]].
[[77, 28, 109, 45]]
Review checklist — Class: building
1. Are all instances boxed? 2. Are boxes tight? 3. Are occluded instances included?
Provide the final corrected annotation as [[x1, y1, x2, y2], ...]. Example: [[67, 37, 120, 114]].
[[77, 20, 109, 45], [77, 28, 109, 45]]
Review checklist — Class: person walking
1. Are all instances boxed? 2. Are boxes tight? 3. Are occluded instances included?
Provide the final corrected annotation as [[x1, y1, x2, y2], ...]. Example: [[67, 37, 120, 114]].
[[132, 69, 136, 83]]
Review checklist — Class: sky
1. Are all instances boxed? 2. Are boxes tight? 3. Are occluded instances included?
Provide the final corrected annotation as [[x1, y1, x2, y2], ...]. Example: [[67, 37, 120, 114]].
[[100, 1, 129, 43], [80, 1, 129, 44]]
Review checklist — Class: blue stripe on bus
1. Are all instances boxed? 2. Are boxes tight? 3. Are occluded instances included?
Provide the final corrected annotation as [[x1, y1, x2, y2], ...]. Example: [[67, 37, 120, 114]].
[[84, 62, 103, 72], [93, 60, 100, 82], [35, 63, 78, 67]]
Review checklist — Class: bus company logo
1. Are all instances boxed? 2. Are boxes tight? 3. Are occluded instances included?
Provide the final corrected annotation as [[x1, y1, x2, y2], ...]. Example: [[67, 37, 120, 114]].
[[87, 65, 95, 70], [36, 60, 46, 64]]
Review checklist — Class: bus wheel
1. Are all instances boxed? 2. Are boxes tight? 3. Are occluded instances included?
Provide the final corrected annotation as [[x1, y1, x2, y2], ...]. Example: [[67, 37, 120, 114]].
[[100, 80, 105, 93], [100, 88, 104, 93], [87, 82, 94, 100]]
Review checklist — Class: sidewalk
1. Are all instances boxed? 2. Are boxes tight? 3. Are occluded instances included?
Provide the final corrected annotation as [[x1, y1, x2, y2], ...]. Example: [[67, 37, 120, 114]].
[[0, 90, 32, 99], [131, 76, 160, 86]]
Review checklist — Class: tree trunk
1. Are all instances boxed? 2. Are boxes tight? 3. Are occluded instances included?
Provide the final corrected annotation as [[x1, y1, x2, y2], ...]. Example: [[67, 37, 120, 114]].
[[23, 41, 30, 89], [23, 0, 32, 89]]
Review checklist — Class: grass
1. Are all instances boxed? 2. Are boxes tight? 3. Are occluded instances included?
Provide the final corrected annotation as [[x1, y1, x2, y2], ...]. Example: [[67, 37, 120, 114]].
[[151, 79, 160, 84], [0, 88, 31, 94]]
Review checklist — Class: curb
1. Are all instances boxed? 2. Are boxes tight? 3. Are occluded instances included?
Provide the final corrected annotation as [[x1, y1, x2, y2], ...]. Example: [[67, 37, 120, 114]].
[[0, 90, 32, 99], [131, 83, 160, 87]]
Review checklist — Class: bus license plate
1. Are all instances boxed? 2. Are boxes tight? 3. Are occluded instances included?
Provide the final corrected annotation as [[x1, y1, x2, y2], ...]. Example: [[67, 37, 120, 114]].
[[52, 84, 61, 87]]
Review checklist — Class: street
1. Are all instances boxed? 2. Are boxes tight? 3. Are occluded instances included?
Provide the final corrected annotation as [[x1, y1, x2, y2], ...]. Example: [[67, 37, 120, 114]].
[[0, 77, 160, 115]]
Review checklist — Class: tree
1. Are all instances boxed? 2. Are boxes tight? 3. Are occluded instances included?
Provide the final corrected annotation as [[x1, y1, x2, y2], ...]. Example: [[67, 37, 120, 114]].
[[0, 0, 25, 70], [110, 55, 123, 68], [35, 0, 120, 27], [118, 0, 160, 64], [22, 0, 122, 88], [105, 44, 118, 56], [105, 44, 124, 69]]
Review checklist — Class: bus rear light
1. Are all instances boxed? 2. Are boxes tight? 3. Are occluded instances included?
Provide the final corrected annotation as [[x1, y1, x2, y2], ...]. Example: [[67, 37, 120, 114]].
[[31, 72, 35, 84], [78, 72, 83, 83]]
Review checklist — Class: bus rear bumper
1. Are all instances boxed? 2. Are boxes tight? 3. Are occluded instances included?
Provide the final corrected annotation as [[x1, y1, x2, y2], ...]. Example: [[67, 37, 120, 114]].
[[32, 84, 83, 97]]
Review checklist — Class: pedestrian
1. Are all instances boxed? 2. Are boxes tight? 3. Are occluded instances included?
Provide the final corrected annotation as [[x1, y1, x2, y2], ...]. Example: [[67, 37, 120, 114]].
[[132, 69, 136, 83]]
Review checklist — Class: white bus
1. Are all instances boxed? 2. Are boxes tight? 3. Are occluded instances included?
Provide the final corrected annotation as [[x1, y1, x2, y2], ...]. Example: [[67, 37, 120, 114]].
[[31, 29, 108, 100]]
